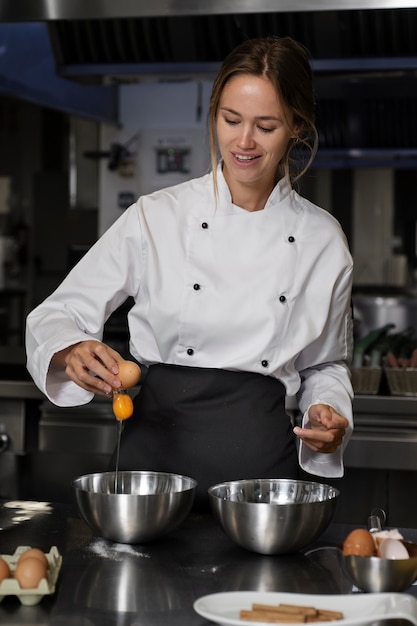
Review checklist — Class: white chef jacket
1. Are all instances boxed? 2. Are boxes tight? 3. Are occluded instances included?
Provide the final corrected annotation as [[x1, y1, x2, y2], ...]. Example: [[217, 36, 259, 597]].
[[26, 166, 354, 478]]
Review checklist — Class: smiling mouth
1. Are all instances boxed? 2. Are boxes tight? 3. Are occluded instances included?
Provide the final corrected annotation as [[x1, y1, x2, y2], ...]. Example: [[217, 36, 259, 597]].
[[233, 153, 260, 162]]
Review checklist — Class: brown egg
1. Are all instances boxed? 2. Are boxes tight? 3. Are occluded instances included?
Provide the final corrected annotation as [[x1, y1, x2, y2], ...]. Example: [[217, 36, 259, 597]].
[[0, 557, 10, 583], [342, 528, 376, 557], [117, 360, 141, 389], [18, 548, 48, 569], [14, 557, 47, 589]]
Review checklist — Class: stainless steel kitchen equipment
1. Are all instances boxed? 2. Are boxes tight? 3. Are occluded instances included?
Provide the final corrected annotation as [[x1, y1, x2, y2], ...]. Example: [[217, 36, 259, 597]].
[[342, 546, 417, 592], [3, 0, 417, 21], [73, 470, 197, 543], [353, 293, 417, 339], [345, 395, 417, 472], [0, 381, 42, 500], [0, 348, 43, 500], [208, 478, 339, 555]]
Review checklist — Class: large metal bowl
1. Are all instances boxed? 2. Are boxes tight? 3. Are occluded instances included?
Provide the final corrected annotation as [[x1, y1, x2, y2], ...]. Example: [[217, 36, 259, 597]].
[[342, 543, 417, 592], [208, 478, 339, 555], [73, 471, 197, 544]]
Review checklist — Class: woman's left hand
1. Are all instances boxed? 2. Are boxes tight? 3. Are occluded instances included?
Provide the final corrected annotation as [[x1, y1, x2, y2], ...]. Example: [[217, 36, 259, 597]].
[[293, 403, 349, 454]]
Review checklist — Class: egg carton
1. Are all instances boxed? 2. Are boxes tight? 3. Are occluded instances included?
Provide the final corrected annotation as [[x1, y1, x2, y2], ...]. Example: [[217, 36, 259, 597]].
[[0, 546, 62, 606]]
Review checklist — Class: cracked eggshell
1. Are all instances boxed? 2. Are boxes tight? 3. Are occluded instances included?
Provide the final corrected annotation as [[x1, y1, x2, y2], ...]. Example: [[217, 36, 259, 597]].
[[378, 538, 410, 560]]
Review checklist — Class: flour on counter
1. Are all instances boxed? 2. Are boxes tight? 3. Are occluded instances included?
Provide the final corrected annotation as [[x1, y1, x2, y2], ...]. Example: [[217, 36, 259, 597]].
[[86, 538, 150, 561]]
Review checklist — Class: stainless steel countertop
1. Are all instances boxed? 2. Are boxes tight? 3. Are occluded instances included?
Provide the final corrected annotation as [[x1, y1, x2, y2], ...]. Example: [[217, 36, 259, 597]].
[[0, 499, 417, 625], [0, 347, 43, 399], [0, 381, 43, 399], [1, 369, 417, 410]]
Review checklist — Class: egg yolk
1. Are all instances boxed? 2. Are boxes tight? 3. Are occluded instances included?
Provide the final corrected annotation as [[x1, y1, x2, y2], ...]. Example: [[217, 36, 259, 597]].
[[112, 392, 134, 420]]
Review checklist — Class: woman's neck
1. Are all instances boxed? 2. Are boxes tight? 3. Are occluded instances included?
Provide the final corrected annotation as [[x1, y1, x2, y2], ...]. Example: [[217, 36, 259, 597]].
[[222, 165, 277, 212], [229, 181, 275, 213]]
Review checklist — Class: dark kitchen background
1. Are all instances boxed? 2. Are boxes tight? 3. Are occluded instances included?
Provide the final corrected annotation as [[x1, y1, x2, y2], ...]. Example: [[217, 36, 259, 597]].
[[1, 1, 417, 527]]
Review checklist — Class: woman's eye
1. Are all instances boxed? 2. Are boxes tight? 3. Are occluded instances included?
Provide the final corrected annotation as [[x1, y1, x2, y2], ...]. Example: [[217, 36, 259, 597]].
[[225, 118, 239, 126], [258, 126, 275, 133]]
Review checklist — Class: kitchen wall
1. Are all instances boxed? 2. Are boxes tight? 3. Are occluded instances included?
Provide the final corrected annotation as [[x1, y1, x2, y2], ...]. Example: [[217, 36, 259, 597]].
[[353, 169, 397, 286], [98, 80, 213, 234]]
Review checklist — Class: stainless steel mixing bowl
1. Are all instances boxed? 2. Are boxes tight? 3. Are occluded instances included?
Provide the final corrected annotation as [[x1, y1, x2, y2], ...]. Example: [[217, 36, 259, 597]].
[[73, 471, 197, 544], [208, 478, 339, 555], [342, 545, 417, 592]]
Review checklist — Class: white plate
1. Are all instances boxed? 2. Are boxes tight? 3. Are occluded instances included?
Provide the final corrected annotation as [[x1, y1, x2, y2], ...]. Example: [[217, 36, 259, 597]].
[[193, 591, 417, 626]]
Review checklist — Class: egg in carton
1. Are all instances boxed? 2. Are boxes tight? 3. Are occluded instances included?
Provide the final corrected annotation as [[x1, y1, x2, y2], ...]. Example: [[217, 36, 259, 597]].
[[0, 546, 62, 606]]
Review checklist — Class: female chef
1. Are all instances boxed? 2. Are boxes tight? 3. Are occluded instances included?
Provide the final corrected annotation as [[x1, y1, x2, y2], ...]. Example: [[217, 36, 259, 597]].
[[26, 36, 354, 508]]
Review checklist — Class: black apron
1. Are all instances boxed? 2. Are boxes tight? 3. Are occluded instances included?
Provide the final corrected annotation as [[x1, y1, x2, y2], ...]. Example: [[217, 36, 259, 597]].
[[110, 364, 299, 510]]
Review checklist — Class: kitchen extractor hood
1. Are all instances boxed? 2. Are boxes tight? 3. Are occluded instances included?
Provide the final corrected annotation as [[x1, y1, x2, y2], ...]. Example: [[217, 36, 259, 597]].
[[44, 6, 417, 158], [1, 1, 417, 159], [47, 8, 417, 82], [1, 0, 417, 20], [1, 1, 417, 81]]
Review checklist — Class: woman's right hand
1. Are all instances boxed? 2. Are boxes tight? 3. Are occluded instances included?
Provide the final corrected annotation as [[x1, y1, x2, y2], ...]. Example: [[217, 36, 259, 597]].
[[52, 340, 125, 396]]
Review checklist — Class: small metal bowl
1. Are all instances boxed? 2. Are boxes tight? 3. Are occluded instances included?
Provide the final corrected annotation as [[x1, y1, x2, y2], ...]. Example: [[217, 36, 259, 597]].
[[73, 471, 197, 544], [342, 542, 417, 592], [208, 478, 339, 555]]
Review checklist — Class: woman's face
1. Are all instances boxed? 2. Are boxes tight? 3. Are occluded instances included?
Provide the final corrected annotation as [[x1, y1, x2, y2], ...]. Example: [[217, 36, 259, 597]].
[[216, 74, 295, 197]]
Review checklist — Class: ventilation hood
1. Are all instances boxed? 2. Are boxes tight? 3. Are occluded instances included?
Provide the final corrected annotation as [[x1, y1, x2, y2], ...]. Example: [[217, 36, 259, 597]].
[[3, 1, 417, 82], [48, 8, 417, 86], [2, 1, 417, 81], [1, 0, 417, 20], [1, 0, 417, 158]]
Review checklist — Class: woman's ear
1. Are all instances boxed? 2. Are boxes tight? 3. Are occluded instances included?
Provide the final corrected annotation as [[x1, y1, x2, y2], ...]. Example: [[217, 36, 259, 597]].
[[291, 124, 302, 141]]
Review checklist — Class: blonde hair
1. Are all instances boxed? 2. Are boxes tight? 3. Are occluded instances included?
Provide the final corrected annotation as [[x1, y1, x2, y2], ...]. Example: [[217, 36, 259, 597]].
[[208, 36, 318, 196]]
